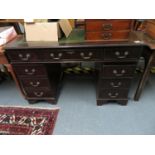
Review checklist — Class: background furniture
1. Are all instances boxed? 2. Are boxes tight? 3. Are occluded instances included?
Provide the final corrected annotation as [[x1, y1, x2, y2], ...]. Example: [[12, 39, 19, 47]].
[[145, 20, 155, 39], [0, 19, 24, 34], [0, 46, 22, 95], [134, 29, 155, 101], [0, 48, 8, 64], [85, 19, 134, 41], [75, 19, 85, 28]]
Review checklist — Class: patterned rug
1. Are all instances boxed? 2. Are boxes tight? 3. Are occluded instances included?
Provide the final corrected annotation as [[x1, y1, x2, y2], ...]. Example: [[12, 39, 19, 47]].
[[0, 106, 59, 135]]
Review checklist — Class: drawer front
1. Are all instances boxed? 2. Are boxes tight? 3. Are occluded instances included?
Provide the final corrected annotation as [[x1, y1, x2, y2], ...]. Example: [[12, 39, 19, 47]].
[[24, 88, 55, 98], [85, 31, 130, 41], [19, 78, 51, 88], [98, 89, 129, 99], [104, 46, 142, 61], [101, 65, 136, 78], [99, 78, 132, 89], [42, 48, 103, 61], [7, 50, 39, 62], [86, 20, 132, 31], [13, 64, 47, 77]]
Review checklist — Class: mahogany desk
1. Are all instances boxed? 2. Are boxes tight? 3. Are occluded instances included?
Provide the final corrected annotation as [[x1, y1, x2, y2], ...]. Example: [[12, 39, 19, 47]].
[[3, 29, 152, 105]]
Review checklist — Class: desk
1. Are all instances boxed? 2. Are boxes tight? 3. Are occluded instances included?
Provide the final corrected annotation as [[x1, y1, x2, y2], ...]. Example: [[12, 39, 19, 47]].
[[4, 29, 145, 105]]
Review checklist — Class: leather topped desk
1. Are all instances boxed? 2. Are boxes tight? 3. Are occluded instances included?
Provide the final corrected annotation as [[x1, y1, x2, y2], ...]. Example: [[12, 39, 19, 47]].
[[3, 29, 152, 105]]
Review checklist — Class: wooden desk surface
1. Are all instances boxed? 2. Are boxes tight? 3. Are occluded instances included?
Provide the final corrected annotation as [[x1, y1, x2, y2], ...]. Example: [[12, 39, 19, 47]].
[[4, 29, 144, 50]]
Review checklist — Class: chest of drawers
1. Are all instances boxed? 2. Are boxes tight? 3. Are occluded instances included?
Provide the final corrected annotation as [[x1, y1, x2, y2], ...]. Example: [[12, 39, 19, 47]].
[[85, 19, 134, 41]]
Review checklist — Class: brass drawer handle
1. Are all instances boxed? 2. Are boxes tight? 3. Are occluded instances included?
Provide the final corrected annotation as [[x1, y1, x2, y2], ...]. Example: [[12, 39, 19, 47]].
[[113, 69, 126, 76], [80, 52, 93, 60], [101, 32, 112, 40], [18, 53, 31, 61], [50, 53, 63, 60], [34, 91, 44, 97], [30, 81, 40, 87], [115, 51, 129, 59], [108, 92, 119, 98], [24, 68, 36, 75], [110, 82, 122, 88], [102, 24, 113, 31]]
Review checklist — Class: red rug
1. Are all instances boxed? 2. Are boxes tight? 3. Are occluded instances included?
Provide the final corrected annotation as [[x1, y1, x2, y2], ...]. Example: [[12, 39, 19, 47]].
[[0, 107, 59, 135]]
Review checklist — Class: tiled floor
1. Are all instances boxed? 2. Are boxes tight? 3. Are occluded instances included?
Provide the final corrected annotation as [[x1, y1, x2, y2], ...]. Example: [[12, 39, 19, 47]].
[[0, 74, 155, 134]]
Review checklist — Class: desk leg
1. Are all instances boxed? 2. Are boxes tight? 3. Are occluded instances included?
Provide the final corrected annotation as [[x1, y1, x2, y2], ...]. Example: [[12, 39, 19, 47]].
[[134, 52, 155, 101], [97, 100, 128, 106]]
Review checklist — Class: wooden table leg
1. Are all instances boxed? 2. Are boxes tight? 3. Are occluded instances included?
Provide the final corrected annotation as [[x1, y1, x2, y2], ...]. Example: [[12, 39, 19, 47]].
[[134, 51, 155, 101]]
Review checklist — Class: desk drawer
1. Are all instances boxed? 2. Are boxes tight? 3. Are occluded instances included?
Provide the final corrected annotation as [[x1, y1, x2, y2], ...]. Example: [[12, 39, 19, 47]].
[[100, 65, 136, 78], [98, 89, 129, 99], [85, 20, 132, 31], [99, 78, 132, 89], [85, 31, 130, 41], [13, 64, 47, 77], [24, 88, 55, 98], [42, 48, 102, 61], [7, 50, 39, 62], [104, 46, 142, 61], [19, 78, 51, 88]]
